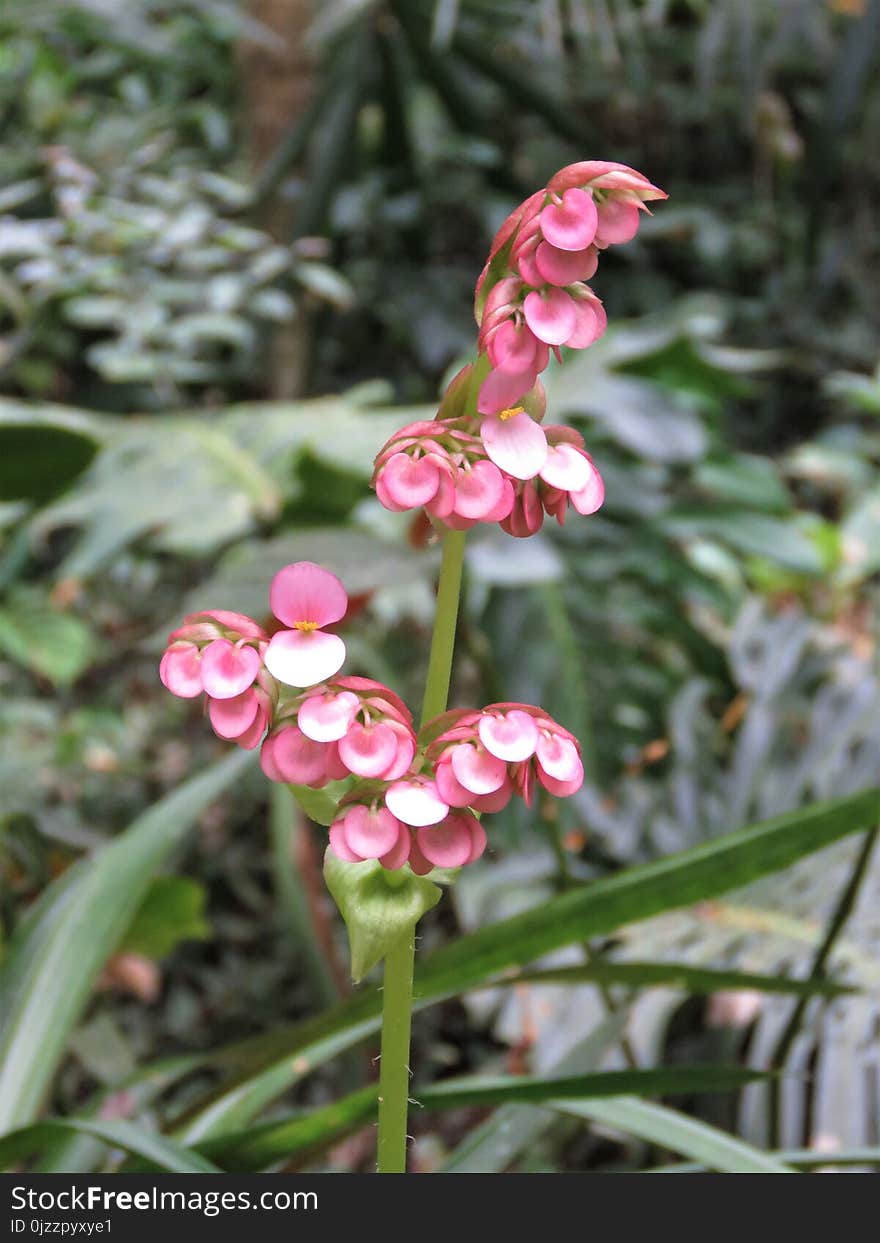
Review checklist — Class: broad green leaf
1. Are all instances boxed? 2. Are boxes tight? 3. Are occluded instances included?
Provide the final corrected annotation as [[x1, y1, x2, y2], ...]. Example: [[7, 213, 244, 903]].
[[553, 1097, 795, 1174], [175, 788, 878, 1139], [514, 960, 853, 998], [119, 876, 210, 960], [0, 749, 254, 1132], [0, 589, 96, 686], [0, 401, 102, 504], [0, 1118, 219, 1174], [662, 508, 824, 574]]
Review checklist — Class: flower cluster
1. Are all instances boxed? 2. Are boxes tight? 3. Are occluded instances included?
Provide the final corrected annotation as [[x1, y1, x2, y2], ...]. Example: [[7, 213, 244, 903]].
[[372, 160, 664, 536], [160, 561, 584, 875], [475, 161, 667, 413], [327, 702, 583, 874]]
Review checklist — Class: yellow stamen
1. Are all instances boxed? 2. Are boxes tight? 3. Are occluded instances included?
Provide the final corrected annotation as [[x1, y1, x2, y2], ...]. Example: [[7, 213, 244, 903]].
[[498, 406, 525, 422], [293, 620, 319, 632]]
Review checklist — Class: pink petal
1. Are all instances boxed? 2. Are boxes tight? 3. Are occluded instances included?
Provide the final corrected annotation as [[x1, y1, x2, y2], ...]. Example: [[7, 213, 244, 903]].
[[341, 805, 402, 859], [515, 237, 544, 287], [269, 725, 329, 785], [570, 459, 605, 514], [385, 779, 449, 827], [259, 732, 285, 782], [465, 816, 488, 863], [381, 727, 416, 781], [325, 742, 350, 781], [487, 321, 543, 373], [536, 733, 583, 783], [235, 702, 269, 750], [297, 690, 360, 742], [481, 411, 548, 481], [523, 288, 577, 346], [539, 188, 598, 251], [407, 838, 435, 876], [535, 241, 598, 286], [471, 780, 512, 813], [537, 770, 584, 798], [477, 365, 536, 416], [566, 295, 606, 349], [595, 198, 641, 245], [416, 814, 474, 868], [482, 477, 516, 523], [208, 689, 259, 740], [376, 453, 441, 509], [329, 822, 362, 863], [159, 644, 203, 698], [539, 443, 593, 492], [199, 639, 260, 700], [478, 710, 539, 762], [264, 629, 346, 688], [269, 561, 348, 629], [379, 822, 412, 871], [434, 756, 475, 808], [453, 461, 506, 520], [337, 721, 399, 779], [450, 743, 507, 794], [425, 468, 456, 519]]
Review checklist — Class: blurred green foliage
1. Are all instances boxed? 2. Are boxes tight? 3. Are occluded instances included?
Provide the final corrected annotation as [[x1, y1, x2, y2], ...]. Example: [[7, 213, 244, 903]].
[[1, 0, 879, 1174]]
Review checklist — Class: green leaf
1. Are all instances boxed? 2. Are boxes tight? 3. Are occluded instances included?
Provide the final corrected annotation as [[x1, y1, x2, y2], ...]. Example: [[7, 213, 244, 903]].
[[0, 402, 102, 504], [0, 1118, 219, 1174], [0, 589, 96, 686], [553, 1098, 795, 1174], [288, 782, 344, 828], [200, 1085, 379, 1171], [416, 1066, 770, 1110], [416, 788, 880, 998], [324, 851, 442, 981], [174, 788, 879, 1139], [120, 876, 210, 960], [198, 1066, 769, 1171], [0, 749, 254, 1132], [513, 960, 853, 998]]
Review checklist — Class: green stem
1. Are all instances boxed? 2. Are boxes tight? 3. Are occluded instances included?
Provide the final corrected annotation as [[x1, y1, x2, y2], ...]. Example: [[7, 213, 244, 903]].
[[419, 529, 467, 726], [767, 824, 878, 1147], [376, 927, 416, 1172]]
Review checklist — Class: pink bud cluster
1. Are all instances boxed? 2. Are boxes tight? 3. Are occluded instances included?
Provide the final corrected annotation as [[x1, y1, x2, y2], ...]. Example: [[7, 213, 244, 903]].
[[476, 161, 666, 414], [328, 702, 584, 874], [260, 676, 416, 787], [372, 160, 663, 537]]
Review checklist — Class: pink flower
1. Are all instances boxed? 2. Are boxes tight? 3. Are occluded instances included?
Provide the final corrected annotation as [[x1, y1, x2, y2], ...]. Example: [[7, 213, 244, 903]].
[[426, 702, 585, 808], [208, 684, 272, 750], [415, 813, 486, 869], [257, 675, 417, 789], [329, 804, 410, 869], [159, 611, 267, 700], [264, 562, 348, 688]]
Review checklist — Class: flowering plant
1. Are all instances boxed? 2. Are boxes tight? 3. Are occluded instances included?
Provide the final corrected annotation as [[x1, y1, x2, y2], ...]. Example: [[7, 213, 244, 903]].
[[160, 159, 665, 1171]]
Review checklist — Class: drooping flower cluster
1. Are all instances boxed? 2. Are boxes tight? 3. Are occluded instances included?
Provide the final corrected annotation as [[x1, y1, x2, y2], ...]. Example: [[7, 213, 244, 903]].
[[160, 561, 584, 875], [475, 161, 667, 413], [372, 160, 664, 536]]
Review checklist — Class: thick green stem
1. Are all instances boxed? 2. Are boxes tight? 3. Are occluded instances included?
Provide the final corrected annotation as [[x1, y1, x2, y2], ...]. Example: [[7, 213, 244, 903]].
[[376, 927, 416, 1172], [420, 529, 467, 726]]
